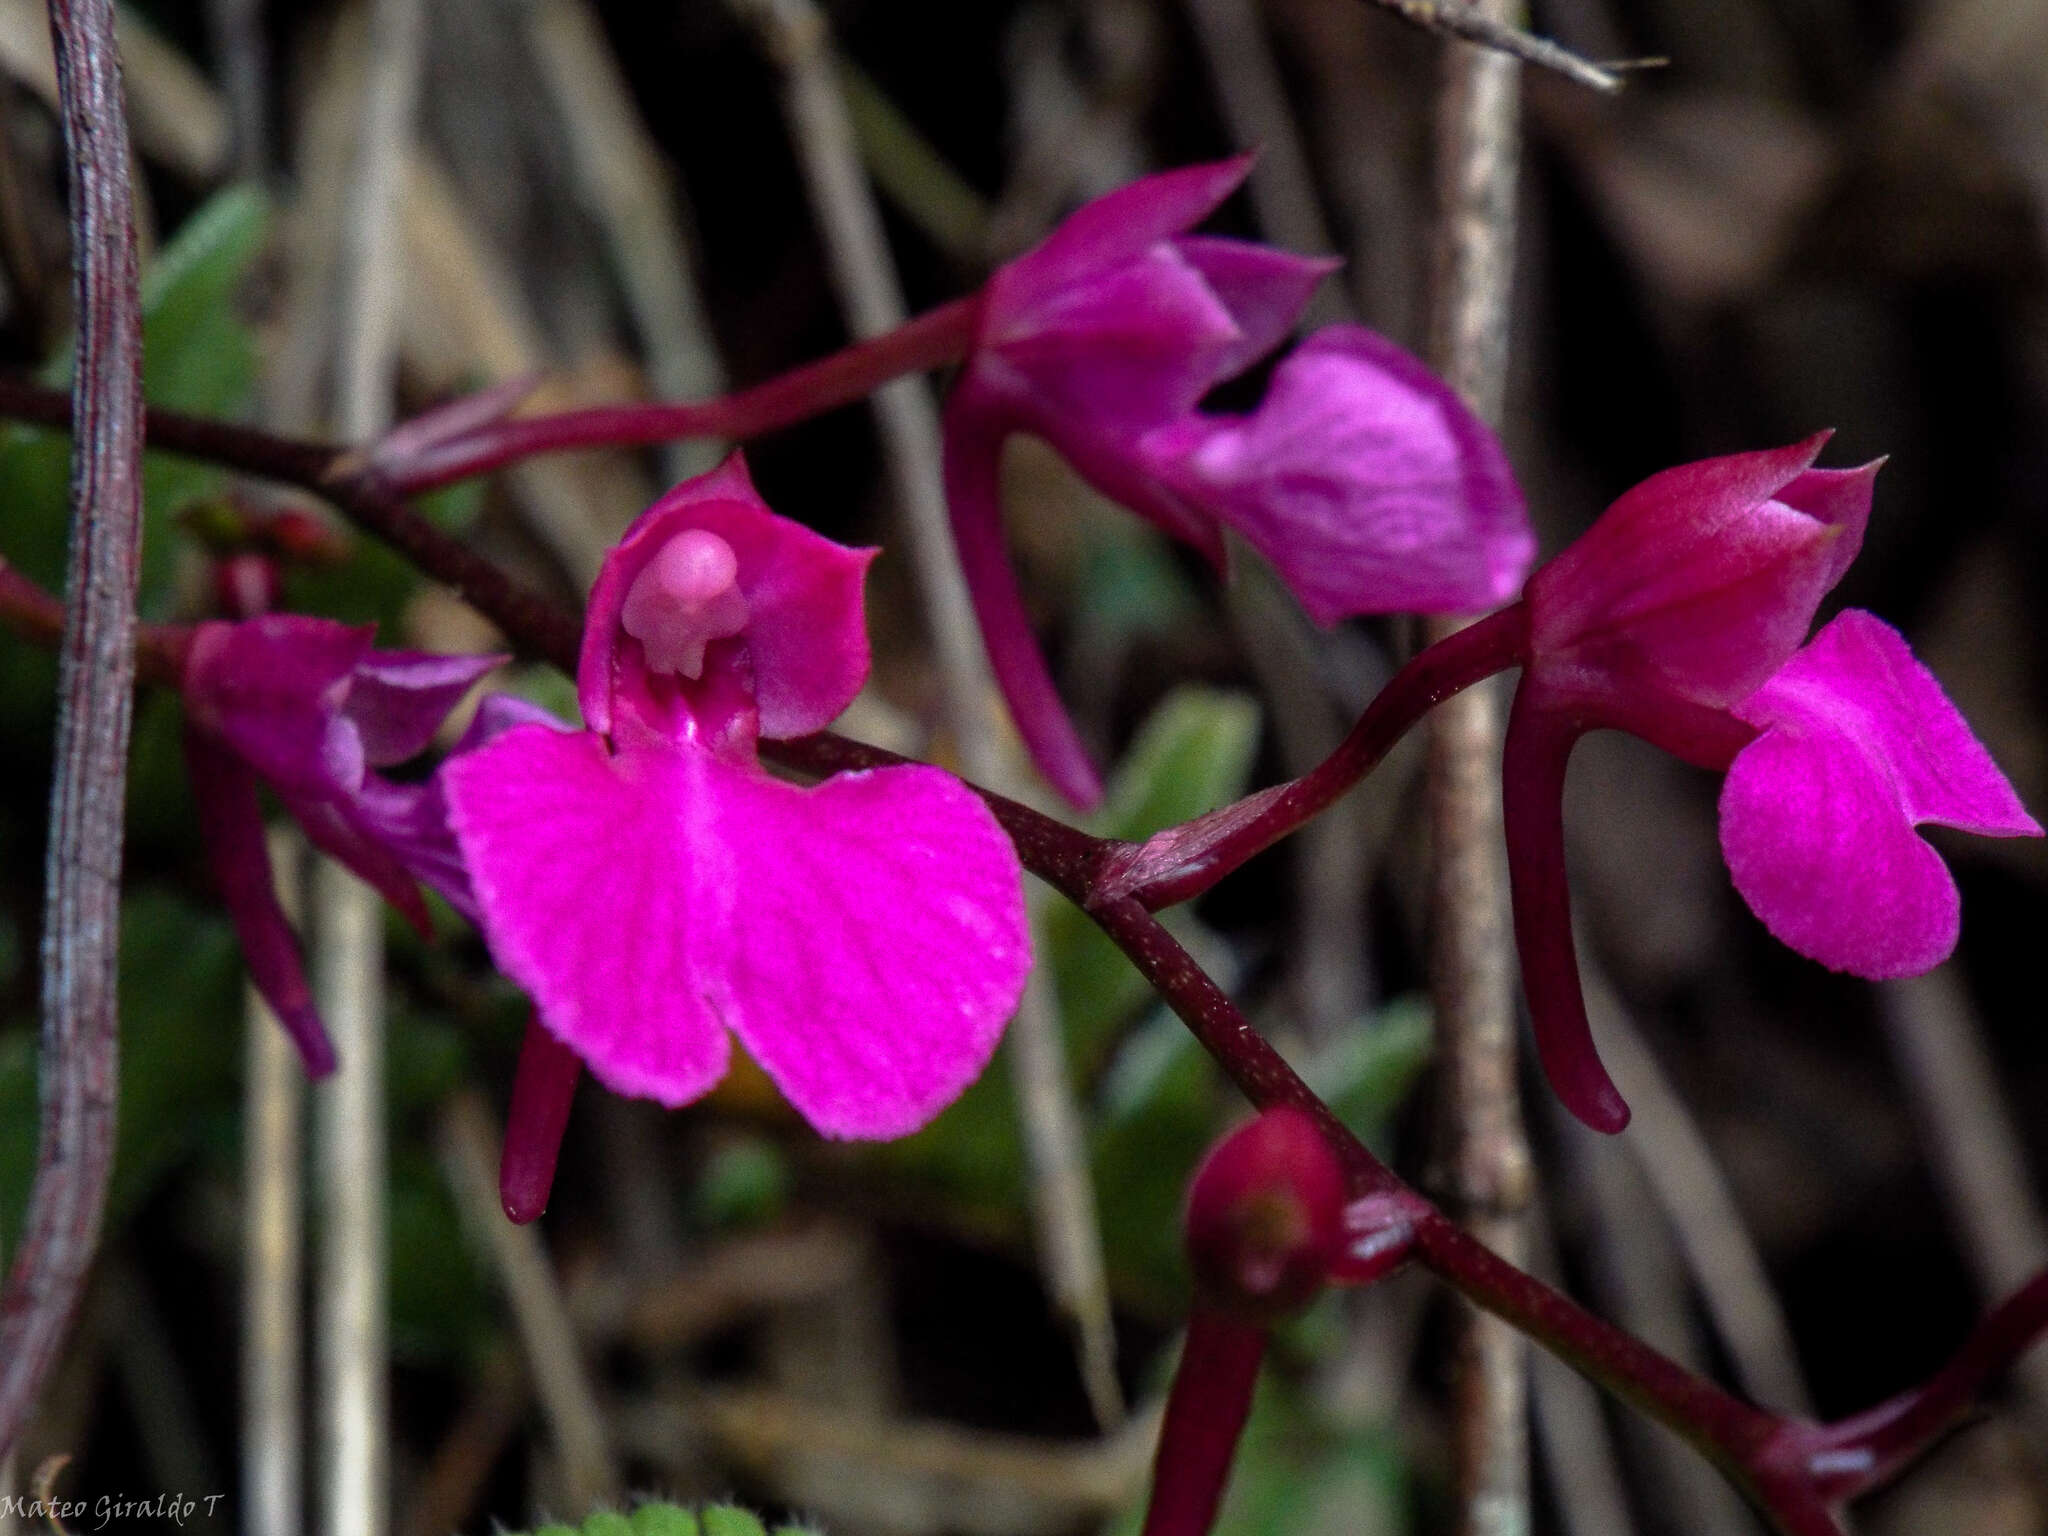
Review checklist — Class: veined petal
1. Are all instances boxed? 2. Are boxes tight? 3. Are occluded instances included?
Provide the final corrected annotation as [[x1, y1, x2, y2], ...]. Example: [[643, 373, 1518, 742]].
[[1144, 326, 1533, 621], [277, 786, 434, 939], [713, 763, 1030, 1139], [345, 649, 504, 765], [986, 243, 1246, 430], [444, 722, 735, 1107], [350, 693, 570, 925], [1721, 610, 2041, 977]]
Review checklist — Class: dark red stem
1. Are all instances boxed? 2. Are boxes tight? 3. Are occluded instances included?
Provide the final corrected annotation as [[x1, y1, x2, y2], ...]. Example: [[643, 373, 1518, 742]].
[[371, 295, 983, 495], [1769, 1269, 2048, 1504], [1141, 1309, 1268, 1536], [0, 0, 145, 1455], [500, 1017, 581, 1224], [1098, 602, 1528, 909]]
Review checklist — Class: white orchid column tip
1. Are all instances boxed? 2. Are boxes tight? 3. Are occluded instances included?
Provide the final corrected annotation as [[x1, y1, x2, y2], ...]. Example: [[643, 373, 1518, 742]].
[[621, 528, 751, 678]]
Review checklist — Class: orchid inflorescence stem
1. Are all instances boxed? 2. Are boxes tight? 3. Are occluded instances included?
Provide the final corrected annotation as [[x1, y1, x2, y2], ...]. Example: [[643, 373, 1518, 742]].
[[0, 343, 2041, 1533]]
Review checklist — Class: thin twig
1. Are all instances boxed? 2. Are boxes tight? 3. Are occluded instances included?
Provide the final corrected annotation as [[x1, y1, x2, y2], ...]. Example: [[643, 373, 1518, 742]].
[[314, 7, 423, 1530], [0, 0, 144, 1457], [523, 0, 727, 485], [439, 1092, 619, 1509], [1357, 0, 1622, 93], [312, 859, 389, 1536], [737, 0, 1123, 1429], [243, 828, 305, 1536], [1425, 4, 1531, 1528]]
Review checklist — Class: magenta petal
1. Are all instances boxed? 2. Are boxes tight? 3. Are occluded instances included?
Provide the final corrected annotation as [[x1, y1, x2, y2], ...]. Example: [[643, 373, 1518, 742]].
[[1777, 460, 1878, 594], [185, 728, 336, 1077], [581, 454, 874, 740], [1527, 435, 1846, 708], [989, 243, 1245, 430], [713, 763, 1030, 1139], [444, 724, 734, 1107], [1008, 155, 1254, 299], [345, 649, 503, 765], [1144, 325, 1533, 622], [183, 615, 374, 793], [942, 395, 1106, 807], [501, 1016, 581, 1224], [1170, 238, 1336, 379], [1722, 610, 2041, 977], [277, 787, 435, 939]]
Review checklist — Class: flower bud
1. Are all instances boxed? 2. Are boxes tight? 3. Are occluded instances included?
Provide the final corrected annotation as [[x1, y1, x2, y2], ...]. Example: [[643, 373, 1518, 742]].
[[1184, 1108, 1345, 1322]]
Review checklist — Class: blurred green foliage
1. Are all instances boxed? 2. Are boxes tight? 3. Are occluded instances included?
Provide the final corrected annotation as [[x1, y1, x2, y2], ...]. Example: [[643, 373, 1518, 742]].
[[519, 1504, 821, 1536]]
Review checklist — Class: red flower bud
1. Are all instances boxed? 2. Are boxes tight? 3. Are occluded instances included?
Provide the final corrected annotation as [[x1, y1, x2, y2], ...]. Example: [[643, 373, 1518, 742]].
[[1184, 1107, 1345, 1321]]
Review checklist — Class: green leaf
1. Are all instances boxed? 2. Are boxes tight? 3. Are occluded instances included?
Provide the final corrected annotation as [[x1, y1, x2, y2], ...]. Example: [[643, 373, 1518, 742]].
[[1092, 686, 1262, 843], [1045, 686, 1261, 1067], [0, 888, 242, 1254], [1301, 996, 1434, 1147], [1, 186, 272, 622]]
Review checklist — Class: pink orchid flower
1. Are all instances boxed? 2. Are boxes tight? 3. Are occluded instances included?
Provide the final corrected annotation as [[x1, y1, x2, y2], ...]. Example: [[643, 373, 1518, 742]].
[[181, 615, 502, 1073], [945, 156, 1535, 807], [441, 456, 1031, 1154], [1507, 436, 2041, 1132]]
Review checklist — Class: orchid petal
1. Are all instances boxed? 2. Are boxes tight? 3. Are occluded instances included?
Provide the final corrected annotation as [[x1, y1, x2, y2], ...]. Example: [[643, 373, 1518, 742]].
[[448, 720, 1029, 1137], [1145, 325, 1533, 622], [1528, 435, 1855, 708], [184, 615, 373, 793], [1003, 155, 1254, 300], [185, 727, 335, 1076], [714, 763, 1029, 1139], [345, 649, 504, 765], [987, 242, 1245, 430], [1171, 238, 1338, 378], [1722, 610, 2040, 977], [277, 787, 434, 939], [445, 722, 735, 1107]]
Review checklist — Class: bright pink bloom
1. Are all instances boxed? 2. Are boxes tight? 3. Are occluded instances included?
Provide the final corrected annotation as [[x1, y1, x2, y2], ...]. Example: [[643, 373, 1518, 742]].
[[443, 456, 1031, 1138], [945, 157, 1533, 807], [181, 615, 501, 1073], [1722, 609, 2039, 977], [1507, 438, 2040, 1132]]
